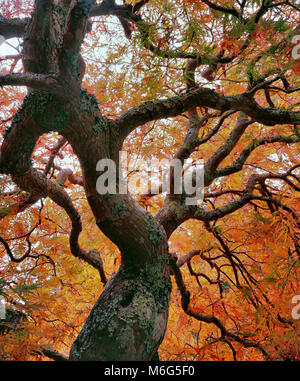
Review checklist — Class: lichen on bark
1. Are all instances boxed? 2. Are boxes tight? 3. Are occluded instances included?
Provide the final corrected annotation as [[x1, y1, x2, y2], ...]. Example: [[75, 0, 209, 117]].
[[69, 262, 171, 361]]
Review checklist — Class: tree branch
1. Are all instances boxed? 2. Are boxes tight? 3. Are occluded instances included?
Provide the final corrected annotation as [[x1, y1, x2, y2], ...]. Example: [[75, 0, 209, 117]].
[[200, 0, 242, 20], [157, 165, 299, 238], [22, 0, 56, 73], [169, 253, 268, 358], [0, 235, 33, 263], [204, 112, 254, 182], [0, 16, 28, 39], [215, 134, 300, 178], [32, 345, 68, 361], [0, 73, 62, 95], [11, 168, 107, 284], [117, 87, 300, 139], [58, 0, 96, 80]]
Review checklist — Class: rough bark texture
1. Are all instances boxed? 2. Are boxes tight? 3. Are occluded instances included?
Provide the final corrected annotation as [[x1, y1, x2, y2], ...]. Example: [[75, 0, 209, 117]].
[[0, 0, 173, 361], [69, 264, 171, 360], [0, 0, 299, 361]]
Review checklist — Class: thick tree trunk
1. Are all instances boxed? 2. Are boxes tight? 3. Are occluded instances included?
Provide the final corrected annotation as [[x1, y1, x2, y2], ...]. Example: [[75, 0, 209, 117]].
[[69, 261, 171, 361], [1, 0, 300, 362], [0, 87, 172, 361], [0, 0, 175, 361]]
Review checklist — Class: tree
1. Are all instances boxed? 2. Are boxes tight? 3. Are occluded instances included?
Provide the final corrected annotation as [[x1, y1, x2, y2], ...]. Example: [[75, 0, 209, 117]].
[[0, 0, 299, 361]]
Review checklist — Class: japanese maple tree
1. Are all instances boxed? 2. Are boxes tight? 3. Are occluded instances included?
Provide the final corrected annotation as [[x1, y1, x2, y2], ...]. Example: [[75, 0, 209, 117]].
[[0, 0, 299, 361]]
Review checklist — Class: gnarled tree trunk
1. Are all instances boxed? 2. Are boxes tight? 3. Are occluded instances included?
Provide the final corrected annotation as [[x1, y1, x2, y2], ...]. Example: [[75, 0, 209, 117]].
[[1, 0, 299, 361], [0, 0, 172, 361]]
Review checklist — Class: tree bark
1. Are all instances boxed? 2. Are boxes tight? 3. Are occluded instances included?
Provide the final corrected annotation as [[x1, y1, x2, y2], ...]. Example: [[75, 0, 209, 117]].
[[1, 0, 299, 361], [0, 0, 172, 361], [69, 262, 171, 361]]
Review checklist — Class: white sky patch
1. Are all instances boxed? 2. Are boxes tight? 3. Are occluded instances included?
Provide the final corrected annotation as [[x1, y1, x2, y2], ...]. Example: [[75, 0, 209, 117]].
[[0, 37, 21, 57]]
